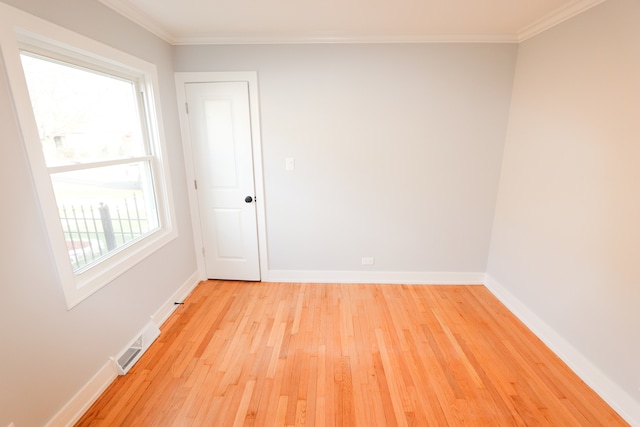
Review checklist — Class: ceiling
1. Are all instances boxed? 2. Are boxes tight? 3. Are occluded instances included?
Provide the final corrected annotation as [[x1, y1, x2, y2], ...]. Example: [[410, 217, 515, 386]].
[[98, 0, 605, 45]]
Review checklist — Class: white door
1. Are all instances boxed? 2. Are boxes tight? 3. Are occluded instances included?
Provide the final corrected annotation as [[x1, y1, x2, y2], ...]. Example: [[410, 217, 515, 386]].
[[185, 81, 260, 281]]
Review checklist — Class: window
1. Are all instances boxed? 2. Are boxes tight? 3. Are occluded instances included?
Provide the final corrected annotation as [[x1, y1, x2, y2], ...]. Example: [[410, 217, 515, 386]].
[[4, 22, 176, 308], [20, 51, 164, 272]]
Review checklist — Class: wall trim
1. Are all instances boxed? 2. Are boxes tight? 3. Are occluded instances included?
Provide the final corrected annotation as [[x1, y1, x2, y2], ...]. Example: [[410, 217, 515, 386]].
[[99, 0, 604, 46], [484, 274, 640, 426], [171, 33, 518, 46], [175, 72, 269, 283], [266, 269, 485, 284], [96, 0, 174, 43], [44, 271, 201, 427], [44, 361, 117, 427], [517, 0, 606, 42], [151, 270, 201, 326]]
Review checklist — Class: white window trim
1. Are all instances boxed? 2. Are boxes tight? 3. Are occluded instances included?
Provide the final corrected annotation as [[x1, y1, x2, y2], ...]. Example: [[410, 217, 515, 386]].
[[0, 3, 177, 308]]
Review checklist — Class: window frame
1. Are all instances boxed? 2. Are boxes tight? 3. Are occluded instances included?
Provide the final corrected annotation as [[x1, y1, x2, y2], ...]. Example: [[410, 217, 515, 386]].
[[0, 6, 177, 308]]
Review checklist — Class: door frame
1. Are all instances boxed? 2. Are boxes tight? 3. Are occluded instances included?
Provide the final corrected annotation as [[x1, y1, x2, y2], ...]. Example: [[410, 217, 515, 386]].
[[175, 72, 268, 281]]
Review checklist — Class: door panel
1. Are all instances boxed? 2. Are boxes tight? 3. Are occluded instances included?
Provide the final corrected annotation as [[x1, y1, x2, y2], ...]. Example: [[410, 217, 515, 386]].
[[185, 81, 260, 281]]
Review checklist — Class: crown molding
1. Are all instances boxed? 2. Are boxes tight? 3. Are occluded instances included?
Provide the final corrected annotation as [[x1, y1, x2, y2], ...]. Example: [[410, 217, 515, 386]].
[[517, 0, 607, 42], [97, 0, 175, 43], [99, 0, 607, 46], [171, 32, 518, 45]]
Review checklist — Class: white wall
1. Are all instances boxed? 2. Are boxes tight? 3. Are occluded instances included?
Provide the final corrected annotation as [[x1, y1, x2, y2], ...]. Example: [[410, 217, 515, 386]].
[[0, 1, 196, 426], [174, 43, 517, 276], [487, 0, 640, 418]]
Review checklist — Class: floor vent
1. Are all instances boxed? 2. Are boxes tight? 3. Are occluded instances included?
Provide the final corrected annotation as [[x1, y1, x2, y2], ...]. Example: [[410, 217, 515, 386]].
[[112, 321, 160, 375]]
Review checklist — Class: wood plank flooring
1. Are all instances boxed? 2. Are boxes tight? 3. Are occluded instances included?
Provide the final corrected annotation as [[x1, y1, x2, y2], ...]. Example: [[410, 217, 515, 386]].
[[75, 281, 628, 426]]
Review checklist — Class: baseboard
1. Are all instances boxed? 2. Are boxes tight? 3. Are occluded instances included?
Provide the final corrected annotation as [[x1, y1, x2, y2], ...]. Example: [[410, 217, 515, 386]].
[[45, 360, 117, 427], [151, 270, 202, 326], [484, 274, 640, 426], [45, 270, 201, 427], [266, 269, 485, 284]]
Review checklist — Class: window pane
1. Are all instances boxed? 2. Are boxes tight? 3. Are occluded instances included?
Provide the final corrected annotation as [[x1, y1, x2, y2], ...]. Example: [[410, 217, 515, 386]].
[[51, 162, 159, 272], [20, 52, 147, 167]]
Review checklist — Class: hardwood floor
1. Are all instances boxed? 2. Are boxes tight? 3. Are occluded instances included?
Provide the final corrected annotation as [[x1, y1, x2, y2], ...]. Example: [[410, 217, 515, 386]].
[[75, 281, 628, 426]]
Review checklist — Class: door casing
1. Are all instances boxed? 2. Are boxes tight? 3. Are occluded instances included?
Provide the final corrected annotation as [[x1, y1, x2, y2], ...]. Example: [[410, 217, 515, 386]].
[[175, 72, 268, 281]]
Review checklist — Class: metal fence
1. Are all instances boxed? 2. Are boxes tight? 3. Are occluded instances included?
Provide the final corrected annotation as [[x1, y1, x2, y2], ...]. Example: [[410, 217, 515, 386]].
[[59, 194, 150, 271]]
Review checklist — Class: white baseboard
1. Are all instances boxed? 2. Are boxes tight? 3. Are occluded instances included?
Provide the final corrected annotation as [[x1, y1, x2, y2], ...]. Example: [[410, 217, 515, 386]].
[[484, 274, 640, 426], [45, 360, 117, 427], [151, 270, 201, 326], [266, 269, 485, 285], [45, 270, 201, 427]]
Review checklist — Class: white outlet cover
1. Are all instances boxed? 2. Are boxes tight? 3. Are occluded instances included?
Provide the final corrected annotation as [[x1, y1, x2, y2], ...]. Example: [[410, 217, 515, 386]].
[[285, 157, 295, 171], [361, 257, 374, 265]]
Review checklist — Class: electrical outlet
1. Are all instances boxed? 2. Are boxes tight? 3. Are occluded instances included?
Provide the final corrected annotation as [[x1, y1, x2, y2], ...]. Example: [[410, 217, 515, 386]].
[[361, 257, 374, 265], [285, 157, 295, 171]]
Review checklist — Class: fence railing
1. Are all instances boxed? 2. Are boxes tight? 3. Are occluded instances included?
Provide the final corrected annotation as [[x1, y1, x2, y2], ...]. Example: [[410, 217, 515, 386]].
[[59, 194, 150, 271]]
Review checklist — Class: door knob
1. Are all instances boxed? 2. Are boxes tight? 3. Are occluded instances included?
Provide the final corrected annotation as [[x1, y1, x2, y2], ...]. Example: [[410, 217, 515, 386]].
[[245, 196, 253, 203]]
